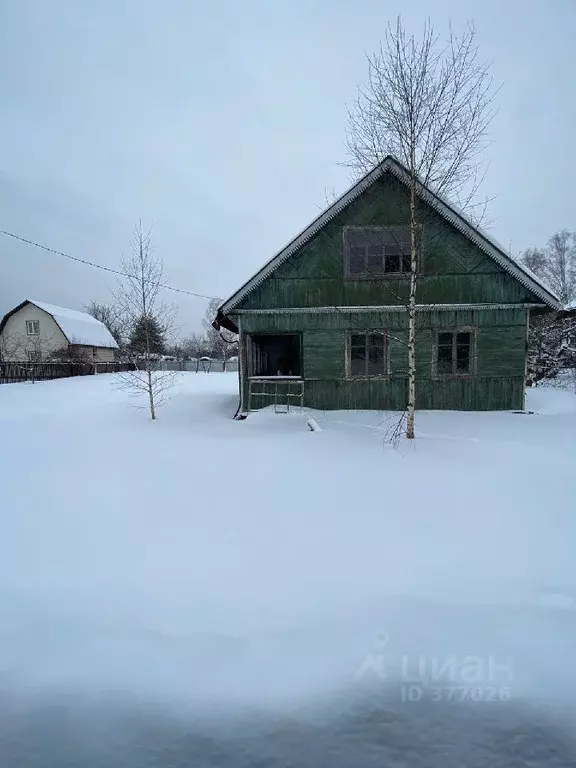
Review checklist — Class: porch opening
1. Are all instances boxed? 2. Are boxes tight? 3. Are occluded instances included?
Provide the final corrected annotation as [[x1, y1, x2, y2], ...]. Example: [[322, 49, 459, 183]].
[[248, 333, 302, 377]]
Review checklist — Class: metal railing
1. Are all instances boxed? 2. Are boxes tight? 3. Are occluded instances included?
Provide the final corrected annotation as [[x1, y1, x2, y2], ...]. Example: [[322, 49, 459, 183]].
[[248, 377, 305, 413]]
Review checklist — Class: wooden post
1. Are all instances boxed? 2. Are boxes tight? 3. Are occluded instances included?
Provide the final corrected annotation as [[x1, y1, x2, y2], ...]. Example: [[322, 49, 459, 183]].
[[238, 317, 248, 414]]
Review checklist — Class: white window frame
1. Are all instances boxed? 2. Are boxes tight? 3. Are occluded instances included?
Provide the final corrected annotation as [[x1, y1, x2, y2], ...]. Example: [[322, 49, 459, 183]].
[[26, 350, 41, 362], [26, 320, 40, 336]]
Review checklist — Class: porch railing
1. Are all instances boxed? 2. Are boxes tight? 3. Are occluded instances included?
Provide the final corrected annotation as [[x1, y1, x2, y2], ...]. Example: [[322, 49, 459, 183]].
[[248, 377, 304, 413]]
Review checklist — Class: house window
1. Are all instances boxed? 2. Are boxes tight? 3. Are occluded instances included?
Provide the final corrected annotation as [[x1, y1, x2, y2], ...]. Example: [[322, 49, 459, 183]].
[[27, 351, 41, 362], [92, 348, 98, 359], [26, 320, 40, 335], [435, 330, 474, 376], [248, 334, 302, 377], [344, 226, 415, 278], [349, 333, 388, 376]]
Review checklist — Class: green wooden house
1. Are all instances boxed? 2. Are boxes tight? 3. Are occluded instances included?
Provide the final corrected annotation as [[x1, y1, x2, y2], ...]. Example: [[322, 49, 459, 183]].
[[214, 156, 560, 414]]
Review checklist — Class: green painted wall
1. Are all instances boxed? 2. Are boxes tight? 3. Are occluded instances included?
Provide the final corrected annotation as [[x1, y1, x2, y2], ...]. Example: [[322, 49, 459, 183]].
[[236, 174, 534, 311], [234, 172, 534, 412], [241, 308, 527, 411]]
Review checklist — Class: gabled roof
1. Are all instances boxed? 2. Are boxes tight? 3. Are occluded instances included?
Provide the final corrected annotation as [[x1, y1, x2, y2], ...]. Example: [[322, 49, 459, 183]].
[[0, 300, 119, 348], [219, 156, 561, 318]]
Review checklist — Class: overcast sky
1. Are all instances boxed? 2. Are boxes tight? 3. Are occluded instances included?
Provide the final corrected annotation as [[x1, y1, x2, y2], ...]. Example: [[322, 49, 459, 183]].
[[1, 0, 575, 334]]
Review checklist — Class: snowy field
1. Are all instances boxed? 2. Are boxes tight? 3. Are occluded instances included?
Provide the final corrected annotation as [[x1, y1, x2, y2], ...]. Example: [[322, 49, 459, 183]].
[[1, 372, 576, 766]]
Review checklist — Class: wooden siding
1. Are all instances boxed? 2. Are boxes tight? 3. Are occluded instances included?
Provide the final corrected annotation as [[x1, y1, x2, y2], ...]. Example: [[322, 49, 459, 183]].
[[415, 377, 525, 411], [239, 307, 528, 333], [240, 273, 529, 309], [303, 331, 344, 379], [240, 308, 527, 411], [237, 175, 534, 311], [233, 173, 533, 412]]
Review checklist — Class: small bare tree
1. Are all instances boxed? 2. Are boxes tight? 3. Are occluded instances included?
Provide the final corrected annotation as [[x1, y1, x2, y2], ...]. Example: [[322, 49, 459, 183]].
[[0, 331, 53, 362], [346, 19, 496, 438], [48, 344, 93, 363], [181, 332, 210, 360], [114, 222, 177, 420]]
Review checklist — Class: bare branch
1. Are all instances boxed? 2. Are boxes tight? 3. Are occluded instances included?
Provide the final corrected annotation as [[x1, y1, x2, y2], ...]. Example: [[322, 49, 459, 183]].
[[345, 19, 498, 438], [113, 222, 178, 420]]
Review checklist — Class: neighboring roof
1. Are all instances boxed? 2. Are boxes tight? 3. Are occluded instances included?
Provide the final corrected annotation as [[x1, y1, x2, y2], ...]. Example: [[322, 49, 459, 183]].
[[219, 156, 561, 318], [0, 300, 119, 348]]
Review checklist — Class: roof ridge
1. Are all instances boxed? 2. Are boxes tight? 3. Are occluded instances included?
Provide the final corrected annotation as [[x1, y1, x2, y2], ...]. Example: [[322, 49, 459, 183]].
[[28, 299, 103, 322]]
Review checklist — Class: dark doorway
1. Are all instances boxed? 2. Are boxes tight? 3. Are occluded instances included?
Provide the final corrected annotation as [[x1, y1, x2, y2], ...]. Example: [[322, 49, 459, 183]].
[[249, 334, 302, 377]]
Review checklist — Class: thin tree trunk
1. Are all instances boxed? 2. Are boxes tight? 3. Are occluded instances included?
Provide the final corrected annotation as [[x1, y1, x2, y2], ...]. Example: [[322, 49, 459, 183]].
[[344, 20, 496, 437], [406, 174, 417, 440], [138, 231, 156, 422], [147, 368, 156, 420]]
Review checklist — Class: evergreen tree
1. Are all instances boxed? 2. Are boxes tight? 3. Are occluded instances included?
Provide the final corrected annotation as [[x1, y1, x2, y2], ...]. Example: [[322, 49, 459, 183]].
[[129, 314, 166, 355]]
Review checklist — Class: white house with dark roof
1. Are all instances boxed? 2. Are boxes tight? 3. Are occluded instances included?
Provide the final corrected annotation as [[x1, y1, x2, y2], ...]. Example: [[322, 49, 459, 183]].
[[0, 300, 119, 362]]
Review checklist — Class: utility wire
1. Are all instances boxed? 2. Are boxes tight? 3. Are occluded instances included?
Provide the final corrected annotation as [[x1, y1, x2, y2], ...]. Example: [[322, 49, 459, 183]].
[[0, 228, 218, 301]]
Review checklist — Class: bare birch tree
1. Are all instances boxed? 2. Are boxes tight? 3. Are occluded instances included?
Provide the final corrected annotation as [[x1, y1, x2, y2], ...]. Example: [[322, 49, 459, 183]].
[[521, 231, 576, 306], [346, 19, 496, 438], [114, 222, 176, 420]]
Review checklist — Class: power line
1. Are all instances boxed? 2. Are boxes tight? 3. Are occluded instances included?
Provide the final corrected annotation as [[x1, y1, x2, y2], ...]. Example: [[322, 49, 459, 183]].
[[0, 228, 218, 301]]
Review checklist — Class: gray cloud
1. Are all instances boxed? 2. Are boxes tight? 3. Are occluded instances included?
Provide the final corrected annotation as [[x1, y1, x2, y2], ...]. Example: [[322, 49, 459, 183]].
[[2, 0, 575, 333]]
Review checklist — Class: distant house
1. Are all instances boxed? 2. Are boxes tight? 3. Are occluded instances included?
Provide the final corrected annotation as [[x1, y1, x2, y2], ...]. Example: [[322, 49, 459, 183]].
[[0, 300, 119, 363], [214, 155, 561, 413]]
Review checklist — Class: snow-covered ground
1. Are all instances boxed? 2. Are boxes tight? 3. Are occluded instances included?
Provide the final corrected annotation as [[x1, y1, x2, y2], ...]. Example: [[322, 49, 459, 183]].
[[1, 372, 575, 766]]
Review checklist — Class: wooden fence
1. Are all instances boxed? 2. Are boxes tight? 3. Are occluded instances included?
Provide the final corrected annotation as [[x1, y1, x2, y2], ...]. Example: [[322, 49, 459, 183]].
[[0, 361, 136, 385]]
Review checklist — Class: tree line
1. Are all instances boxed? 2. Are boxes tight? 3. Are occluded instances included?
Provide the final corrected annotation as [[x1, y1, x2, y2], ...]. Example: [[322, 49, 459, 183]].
[[85, 296, 237, 362]]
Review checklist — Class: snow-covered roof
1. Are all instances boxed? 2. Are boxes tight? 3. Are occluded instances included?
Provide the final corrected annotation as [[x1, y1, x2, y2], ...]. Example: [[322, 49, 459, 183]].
[[28, 300, 119, 348], [219, 156, 561, 316]]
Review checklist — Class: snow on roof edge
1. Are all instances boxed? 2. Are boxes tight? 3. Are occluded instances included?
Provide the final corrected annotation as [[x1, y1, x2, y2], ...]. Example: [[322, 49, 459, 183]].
[[29, 299, 119, 349]]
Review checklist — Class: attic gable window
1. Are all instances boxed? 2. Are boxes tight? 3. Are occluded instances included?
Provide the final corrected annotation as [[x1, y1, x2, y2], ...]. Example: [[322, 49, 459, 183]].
[[26, 320, 40, 336], [344, 226, 415, 279]]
